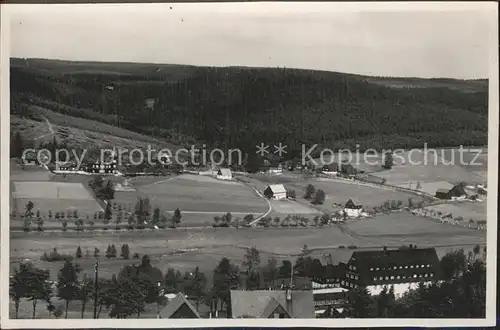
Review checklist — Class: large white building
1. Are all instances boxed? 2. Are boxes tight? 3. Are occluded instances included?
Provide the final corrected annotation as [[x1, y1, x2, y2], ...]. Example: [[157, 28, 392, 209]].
[[343, 247, 443, 298]]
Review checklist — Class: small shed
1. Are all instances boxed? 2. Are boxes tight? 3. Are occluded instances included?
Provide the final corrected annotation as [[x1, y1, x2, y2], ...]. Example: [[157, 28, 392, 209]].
[[216, 168, 233, 180], [264, 184, 287, 200]]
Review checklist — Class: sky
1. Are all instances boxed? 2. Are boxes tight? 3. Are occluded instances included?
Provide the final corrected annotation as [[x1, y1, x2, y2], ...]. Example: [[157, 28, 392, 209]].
[[7, 2, 496, 79]]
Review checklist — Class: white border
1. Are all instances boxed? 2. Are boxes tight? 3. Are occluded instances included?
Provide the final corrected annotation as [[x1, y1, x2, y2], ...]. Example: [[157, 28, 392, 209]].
[[1, 2, 498, 328]]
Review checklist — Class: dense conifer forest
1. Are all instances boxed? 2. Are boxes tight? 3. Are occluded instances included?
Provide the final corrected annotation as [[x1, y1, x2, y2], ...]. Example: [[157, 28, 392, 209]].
[[11, 58, 488, 157]]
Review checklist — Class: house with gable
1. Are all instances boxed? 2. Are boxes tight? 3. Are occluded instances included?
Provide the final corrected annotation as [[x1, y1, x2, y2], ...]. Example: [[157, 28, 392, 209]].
[[344, 199, 363, 218], [159, 293, 200, 319], [229, 289, 314, 318], [264, 184, 287, 200]]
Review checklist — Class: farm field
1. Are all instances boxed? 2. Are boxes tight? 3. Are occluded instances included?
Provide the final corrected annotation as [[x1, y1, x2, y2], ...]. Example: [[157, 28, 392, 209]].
[[136, 174, 269, 224], [440, 147, 488, 182], [344, 212, 485, 247], [270, 199, 319, 215], [372, 149, 486, 186], [11, 211, 486, 279], [11, 181, 103, 227], [424, 202, 487, 223], [394, 180, 455, 196]]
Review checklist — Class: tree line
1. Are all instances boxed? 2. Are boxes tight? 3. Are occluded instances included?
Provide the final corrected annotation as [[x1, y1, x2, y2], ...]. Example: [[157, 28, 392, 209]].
[[10, 245, 486, 319]]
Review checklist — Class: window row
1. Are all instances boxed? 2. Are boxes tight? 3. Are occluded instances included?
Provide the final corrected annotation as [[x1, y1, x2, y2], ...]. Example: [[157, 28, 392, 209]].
[[373, 273, 435, 281], [346, 273, 359, 280], [369, 264, 431, 271]]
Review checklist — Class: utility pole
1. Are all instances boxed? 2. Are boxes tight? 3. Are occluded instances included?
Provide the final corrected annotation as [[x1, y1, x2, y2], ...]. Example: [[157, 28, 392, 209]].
[[93, 257, 99, 319]]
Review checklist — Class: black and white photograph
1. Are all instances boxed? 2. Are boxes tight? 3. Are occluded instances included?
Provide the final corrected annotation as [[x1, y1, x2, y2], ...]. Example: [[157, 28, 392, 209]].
[[1, 1, 498, 328]]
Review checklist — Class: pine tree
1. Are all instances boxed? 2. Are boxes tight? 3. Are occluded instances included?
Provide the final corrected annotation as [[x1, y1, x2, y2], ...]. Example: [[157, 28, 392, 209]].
[[121, 244, 130, 260], [111, 244, 117, 258], [76, 246, 82, 259], [105, 245, 112, 259]]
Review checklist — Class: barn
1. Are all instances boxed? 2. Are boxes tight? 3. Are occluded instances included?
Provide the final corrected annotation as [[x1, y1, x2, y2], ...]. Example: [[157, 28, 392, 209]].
[[264, 184, 287, 200], [435, 184, 467, 200]]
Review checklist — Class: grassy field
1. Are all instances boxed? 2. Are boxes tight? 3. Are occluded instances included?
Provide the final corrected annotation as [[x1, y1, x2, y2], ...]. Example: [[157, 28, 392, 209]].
[[372, 149, 487, 186], [11, 181, 104, 228], [11, 211, 486, 277], [424, 202, 487, 223], [136, 174, 268, 217], [344, 212, 485, 246], [239, 172, 427, 214], [11, 107, 177, 151]]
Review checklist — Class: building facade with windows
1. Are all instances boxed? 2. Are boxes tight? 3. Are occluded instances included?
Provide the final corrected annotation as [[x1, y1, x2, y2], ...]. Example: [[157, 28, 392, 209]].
[[343, 247, 442, 297]]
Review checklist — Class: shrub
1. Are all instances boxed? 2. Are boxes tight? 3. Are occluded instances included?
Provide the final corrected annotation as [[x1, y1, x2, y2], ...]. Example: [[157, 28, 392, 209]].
[[133, 252, 140, 259], [347, 245, 358, 249], [312, 190, 326, 205], [41, 248, 73, 262], [338, 245, 346, 249]]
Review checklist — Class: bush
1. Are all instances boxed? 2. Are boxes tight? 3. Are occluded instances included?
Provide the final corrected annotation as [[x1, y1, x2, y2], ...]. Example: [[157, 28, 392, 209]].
[[338, 245, 346, 249], [133, 252, 140, 259], [312, 189, 326, 205], [347, 245, 358, 249], [41, 248, 73, 262]]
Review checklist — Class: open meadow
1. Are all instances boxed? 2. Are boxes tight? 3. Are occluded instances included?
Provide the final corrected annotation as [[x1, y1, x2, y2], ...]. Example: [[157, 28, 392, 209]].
[[372, 149, 487, 186], [136, 174, 269, 220], [423, 201, 487, 223], [11, 210, 486, 280]]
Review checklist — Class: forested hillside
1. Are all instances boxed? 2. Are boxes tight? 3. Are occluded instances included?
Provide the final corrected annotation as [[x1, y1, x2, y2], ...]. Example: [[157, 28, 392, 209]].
[[11, 58, 488, 157]]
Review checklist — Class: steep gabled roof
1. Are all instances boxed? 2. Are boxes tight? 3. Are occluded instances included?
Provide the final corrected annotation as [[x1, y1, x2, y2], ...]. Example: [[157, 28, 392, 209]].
[[159, 293, 200, 319], [267, 184, 287, 194], [218, 168, 232, 177], [230, 290, 314, 318], [345, 199, 362, 209], [260, 297, 291, 318]]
